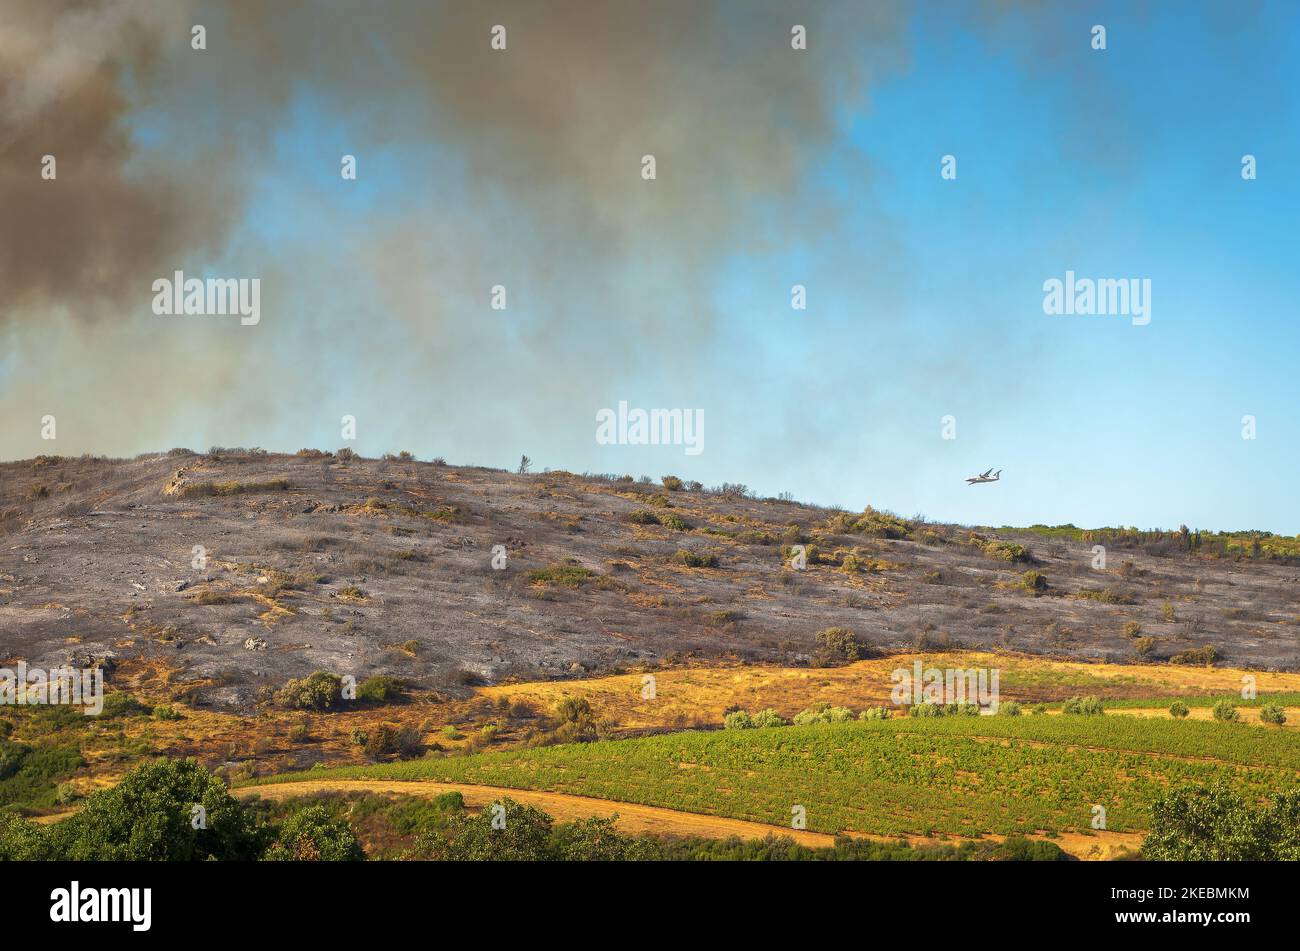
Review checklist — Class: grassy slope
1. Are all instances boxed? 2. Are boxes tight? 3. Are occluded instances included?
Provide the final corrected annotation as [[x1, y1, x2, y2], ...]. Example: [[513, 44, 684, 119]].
[[248, 715, 1300, 838]]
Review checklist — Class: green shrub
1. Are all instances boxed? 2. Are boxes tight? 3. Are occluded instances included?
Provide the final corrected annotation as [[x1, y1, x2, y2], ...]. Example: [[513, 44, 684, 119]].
[[627, 509, 661, 525], [361, 722, 395, 753], [548, 697, 599, 743], [554, 697, 593, 724], [1260, 704, 1287, 726], [1020, 570, 1047, 594], [661, 476, 683, 491], [859, 706, 891, 721], [675, 550, 719, 568], [1074, 587, 1136, 604], [0, 811, 51, 860], [0, 741, 85, 810], [152, 704, 182, 721], [549, 814, 661, 861], [356, 675, 404, 703], [1212, 699, 1239, 722], [792, 703, 854, 726], [433, 791, 465, 812], [1168, 700, 1190, 719], [413, 797, 553, 861], [363, 723, 422, 758], [835, 507, 913, 539], [813, 626, 862, 666], [100, 692, 151, 719], [749, 709, 787, 729], [275, 672, 344, 710], [264, 805, 364, 861], [1170, 645, 1218, 666], [909, 702, 944, 718], [705, 609, 743, 628], [984, 541, 1030, 563], [993, 835, 1073, 861], [175, 478, 290, 498], [658, 513, 691, 531], [1062, 696, 1104, 716], [1123, 620, 1142, 638], [723, 710, 754, 730], [526, 563, 595, 587], [998, 701, 1021, 717]]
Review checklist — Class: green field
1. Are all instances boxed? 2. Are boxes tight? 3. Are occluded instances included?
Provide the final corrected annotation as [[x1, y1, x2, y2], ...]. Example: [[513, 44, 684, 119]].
[[1062, 692, 1300, 710], [249, 715, 1300, 838]]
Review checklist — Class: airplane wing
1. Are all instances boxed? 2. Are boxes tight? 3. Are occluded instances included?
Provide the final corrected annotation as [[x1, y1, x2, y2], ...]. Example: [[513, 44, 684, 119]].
[[980, 467, 994, 478]]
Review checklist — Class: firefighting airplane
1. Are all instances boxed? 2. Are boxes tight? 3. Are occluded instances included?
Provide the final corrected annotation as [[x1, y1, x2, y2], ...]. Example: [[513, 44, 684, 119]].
[[965, 468, 1002, 485]]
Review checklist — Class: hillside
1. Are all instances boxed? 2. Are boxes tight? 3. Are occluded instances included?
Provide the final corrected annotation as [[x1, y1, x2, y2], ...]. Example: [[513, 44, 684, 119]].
[[2, 449, 1298, 711]]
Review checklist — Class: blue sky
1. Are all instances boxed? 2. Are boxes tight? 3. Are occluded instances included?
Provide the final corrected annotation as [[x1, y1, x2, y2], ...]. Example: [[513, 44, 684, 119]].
[[699, 1, 1300, 534], [5, 1, 1298, 534]]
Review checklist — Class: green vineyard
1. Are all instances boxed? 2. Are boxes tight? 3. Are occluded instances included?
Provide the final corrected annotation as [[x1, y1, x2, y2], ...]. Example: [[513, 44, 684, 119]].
[[250, 714, 1300, 838]]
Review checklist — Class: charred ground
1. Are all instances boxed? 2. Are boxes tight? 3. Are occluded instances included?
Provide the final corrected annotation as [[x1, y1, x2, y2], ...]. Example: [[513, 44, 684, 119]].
[[2, 450, 1297, 710]]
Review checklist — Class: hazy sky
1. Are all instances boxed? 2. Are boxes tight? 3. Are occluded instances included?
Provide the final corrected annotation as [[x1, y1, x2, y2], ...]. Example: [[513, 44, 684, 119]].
[[3, 1, 1297, 533]]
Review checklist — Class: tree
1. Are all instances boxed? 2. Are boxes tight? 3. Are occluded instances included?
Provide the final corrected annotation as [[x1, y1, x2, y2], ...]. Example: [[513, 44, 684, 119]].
[[813, 627, 862, 666], [45, 759, 266, 861], [1144, 784, 1268, 860], [414, 798, 552, 860], [550, 815, 661, 861], [1267, 791, 1300, 860], [0, 811, 52, 860], [1145, 784, 1300, 861], [275, 671, 344, 710], [517, 454, 531, 475], [263, 805, 364, 861]]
